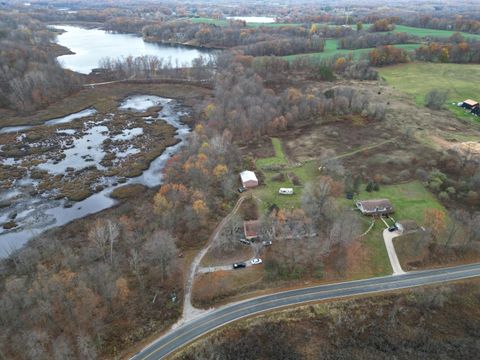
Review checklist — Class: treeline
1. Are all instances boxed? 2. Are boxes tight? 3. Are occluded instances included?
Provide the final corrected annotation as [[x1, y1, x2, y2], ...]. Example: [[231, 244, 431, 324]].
[[98, 54, 215, 81], [401, 15, 480, 35], [241, 36, 324, 56], [0, 11, 81, 112], [143, 20, 325, 48], [415, 41, 480, 63], [339, 32, 415, 50]]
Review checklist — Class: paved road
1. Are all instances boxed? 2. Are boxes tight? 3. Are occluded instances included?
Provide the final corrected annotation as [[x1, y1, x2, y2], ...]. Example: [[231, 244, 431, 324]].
[[130, 263, 480, 360]]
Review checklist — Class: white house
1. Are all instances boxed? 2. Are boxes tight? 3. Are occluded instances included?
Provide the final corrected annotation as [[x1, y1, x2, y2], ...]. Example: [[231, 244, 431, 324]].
[[240, 170, 258, 188]]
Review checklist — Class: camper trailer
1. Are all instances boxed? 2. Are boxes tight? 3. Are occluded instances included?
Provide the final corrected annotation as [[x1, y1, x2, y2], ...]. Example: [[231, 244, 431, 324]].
[[278, 188, 294, 195]]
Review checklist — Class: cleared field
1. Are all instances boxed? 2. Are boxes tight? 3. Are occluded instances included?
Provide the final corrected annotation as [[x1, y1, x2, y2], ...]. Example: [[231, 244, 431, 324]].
[[379, 62, 480, 120], [253, 138, 317, 209], [283, 40, 420, 61]]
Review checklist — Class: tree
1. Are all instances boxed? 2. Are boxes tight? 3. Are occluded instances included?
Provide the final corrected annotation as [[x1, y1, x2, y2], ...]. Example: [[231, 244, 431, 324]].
[[356, 21, 363, 31], [423, 208, 446, 241], [88, 219, 120, 265], [143, 230, 178, 282], [301, 177, 335, 230]]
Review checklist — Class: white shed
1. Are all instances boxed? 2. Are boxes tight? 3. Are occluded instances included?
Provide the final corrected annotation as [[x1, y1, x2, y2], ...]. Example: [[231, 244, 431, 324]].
[[240, 170, 258, 188]]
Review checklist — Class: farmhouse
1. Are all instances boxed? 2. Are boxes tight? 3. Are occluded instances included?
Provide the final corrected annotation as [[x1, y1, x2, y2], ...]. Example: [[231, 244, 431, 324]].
[[244, 220, 261, 240], [462, 99, 479, 110], [240, 170, 258, 188], [356, 199, 394, 216]]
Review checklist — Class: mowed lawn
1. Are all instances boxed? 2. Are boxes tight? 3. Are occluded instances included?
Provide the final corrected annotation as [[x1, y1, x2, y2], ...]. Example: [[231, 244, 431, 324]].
[[379, 62, 480, 121], [346, 181, 447, 277], [253, 138, 317, 210]]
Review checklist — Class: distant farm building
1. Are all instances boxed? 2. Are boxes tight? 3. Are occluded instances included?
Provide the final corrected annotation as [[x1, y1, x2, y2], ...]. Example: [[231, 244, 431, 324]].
[[356, 199, 394, 216], [462, 99, 479, 110], [244, 220, 261, 240], [240, 170, 258, 188]]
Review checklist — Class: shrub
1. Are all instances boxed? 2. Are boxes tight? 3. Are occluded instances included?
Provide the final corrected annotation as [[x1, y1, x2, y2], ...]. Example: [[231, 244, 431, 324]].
[[271, 173, 286, 182], [425, 89, 449, 110], [366, 180, 374, 192]]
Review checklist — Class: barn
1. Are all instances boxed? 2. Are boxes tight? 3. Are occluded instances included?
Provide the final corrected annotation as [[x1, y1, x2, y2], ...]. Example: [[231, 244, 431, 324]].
[[462, 99, 479, 110], [240, 170, 258, 188], [355, 199, 394, 216]]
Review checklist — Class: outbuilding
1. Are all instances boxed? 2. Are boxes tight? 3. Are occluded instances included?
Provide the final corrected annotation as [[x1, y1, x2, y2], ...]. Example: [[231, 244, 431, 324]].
[[395, 220, 419, 234], [244, 220, 261, 240], [356, 199, 394, 216], [462, 99, 479, 110], [240, 170, 258, 188]]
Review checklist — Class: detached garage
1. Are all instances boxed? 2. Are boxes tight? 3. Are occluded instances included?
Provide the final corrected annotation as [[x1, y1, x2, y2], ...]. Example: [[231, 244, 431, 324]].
[[240, 170, 258, 188]]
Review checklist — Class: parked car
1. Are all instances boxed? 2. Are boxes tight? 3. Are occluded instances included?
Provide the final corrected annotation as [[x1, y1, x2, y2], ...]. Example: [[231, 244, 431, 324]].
[[238, 187, 246, 193], [251, 258, 263, 265], [233, 262, 246, 269], [388, 225, 398, 232], [262, 240, 272, 246], [239, 238, 250, 245]]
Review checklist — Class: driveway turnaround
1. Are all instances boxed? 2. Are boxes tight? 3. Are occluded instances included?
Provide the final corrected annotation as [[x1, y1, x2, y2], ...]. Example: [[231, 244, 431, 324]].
[[383, 229, 406, 275], [130, 263, 480, 360]]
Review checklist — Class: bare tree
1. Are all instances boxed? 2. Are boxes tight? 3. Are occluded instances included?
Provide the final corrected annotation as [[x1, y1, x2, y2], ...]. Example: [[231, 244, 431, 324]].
[[88, 219, 120, 265], [142, 230, 178, 282]]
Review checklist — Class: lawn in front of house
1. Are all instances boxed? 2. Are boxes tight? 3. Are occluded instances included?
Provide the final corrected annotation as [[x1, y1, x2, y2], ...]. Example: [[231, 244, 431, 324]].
[[343, 181, 448, 277]]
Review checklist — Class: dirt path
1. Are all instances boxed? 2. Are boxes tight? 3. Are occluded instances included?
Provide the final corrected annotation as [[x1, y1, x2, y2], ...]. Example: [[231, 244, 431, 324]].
[[178, 194, 250, 324]]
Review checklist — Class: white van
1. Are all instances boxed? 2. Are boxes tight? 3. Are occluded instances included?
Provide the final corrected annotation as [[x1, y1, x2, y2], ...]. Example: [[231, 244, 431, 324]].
[[278, 188, 294, 195]]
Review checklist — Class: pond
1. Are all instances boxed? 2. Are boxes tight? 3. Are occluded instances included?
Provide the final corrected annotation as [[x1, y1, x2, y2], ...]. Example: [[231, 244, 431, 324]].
[[52, 25, 209, 74]]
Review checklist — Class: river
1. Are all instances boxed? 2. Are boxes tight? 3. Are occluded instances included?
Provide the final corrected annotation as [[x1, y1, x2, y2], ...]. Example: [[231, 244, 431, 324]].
[[52, 25, 207, 74]]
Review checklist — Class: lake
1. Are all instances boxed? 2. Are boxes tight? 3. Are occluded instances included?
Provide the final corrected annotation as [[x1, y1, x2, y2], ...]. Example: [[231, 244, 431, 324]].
[[52, 25, 208, 74]]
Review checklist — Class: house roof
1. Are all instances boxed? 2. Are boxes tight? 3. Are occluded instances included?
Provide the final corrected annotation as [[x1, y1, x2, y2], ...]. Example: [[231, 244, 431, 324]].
[[464, 99, 479, 107], [244, 220, 260, 238], [240, 170, 258, 183], [356, 199, 393, 212]]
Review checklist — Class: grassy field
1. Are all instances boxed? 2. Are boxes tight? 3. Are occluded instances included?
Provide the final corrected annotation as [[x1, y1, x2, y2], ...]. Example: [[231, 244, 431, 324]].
[[253, 138, 317, 209], [391, 24, 480, 40], [283, 40, 420, 61], [379, 62, 480, 121], [346, 181, 447, 276]]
